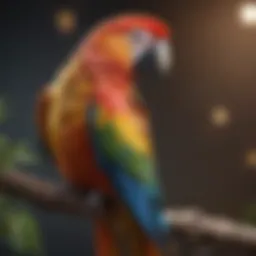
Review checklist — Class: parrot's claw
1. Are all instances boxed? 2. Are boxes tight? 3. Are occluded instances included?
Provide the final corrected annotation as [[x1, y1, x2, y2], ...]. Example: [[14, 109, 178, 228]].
[[54, 184, 105, 213], [84, 191, 105, 213], [54, 183, 78, 198]]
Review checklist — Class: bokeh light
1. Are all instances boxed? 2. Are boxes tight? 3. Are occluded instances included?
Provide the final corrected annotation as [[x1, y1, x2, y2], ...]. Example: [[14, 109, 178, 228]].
[[54, 8, 78, 34], [209, 105, 231, 127], [245, 149, 256, 168], [239, 2, 256, 26]]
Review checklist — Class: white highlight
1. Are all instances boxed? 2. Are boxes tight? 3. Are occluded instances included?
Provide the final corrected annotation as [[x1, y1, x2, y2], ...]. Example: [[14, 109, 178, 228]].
[[210, 105, 231, 127], [239, 2, 256, 26], [155, 40, 173, 73], [245, 149, 256, 168]]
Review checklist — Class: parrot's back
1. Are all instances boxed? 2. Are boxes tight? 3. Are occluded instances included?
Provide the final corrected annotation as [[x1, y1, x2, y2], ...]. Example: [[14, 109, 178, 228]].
[[36, 58, 114, 195]]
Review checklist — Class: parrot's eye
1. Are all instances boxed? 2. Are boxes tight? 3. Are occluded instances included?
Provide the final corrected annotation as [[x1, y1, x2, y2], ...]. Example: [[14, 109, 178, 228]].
[[130, 30, 153, 62], [130, 30, 152, 46]]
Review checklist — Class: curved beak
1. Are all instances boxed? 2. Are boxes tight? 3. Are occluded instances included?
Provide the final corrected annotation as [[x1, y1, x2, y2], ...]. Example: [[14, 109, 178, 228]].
[[132, 38, 173, 77], [154, 39, 173, 74]]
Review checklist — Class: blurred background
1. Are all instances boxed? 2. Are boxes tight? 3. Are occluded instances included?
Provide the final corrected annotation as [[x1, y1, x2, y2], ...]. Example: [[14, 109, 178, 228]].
[[1, 0, 256, 255]]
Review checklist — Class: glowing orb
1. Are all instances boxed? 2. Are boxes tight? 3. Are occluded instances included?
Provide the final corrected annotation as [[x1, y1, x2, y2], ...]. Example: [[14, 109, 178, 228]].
[[210, 105, 231, 127], [239, 2, 256, 26], [54, 9, 78, 34], [245, 149, 256, 168]]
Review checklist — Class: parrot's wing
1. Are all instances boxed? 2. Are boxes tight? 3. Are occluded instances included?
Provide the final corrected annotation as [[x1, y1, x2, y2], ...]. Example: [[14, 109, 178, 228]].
[[35, 86, 52, 155], [92, 105, 160, 191], [88, 102, 168, 242]]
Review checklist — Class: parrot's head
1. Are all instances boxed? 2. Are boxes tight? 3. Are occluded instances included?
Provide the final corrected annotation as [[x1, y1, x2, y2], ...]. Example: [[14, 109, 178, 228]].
[[82, 13, 173, 75]]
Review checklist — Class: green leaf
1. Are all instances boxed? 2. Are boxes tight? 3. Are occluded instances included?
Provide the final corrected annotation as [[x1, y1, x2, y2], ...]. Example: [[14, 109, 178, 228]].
[[0, 137, 18, 172], [0, 134, 11, 169], [0, 196, 12, 211], [0, 138, 39, 173], [11, 141, 39, 166], [0, 97, 39, 173], [6, 209, 44, 256], [0, 196, 13, 237], [0, 98, 7, 124]]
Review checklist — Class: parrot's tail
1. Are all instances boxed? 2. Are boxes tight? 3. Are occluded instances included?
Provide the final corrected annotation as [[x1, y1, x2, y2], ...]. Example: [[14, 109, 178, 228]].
[[94, 218, 118, 256], [94, 205, 163, 256]]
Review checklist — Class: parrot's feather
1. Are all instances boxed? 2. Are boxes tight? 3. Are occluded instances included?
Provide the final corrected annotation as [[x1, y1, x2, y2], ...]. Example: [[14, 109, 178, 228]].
[[35, 86, 56, 162], [94, 219, 119, 256], [87, 104, 168, 244], [35, 87, 51, 149], [95, 106, 158, 186]]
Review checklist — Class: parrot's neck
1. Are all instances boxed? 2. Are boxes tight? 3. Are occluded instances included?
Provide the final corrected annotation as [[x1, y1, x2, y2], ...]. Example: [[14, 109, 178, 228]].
[[85, 58, 133, 114], [96, 83, 129, 112], [95, 74, 132, 113]]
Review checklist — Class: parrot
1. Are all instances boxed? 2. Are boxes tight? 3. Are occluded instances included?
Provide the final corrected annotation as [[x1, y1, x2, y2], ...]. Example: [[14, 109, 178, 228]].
[[36, 13, 173, 256]]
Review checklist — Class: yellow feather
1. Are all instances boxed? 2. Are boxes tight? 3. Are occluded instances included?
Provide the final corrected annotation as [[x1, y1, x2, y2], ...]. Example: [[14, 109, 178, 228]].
[[97, 107, 153, 157], [45, 57, 92, 155], [103, 35, 132, 68], [114, 112, 153, 156]]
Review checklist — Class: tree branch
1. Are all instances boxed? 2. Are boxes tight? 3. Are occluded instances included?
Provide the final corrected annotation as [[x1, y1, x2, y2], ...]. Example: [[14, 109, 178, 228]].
[[1, 171, 256, 248], [0, 171, 108, 217]]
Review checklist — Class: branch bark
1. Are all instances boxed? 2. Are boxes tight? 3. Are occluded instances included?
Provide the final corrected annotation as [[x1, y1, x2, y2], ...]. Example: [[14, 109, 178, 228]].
[[0, 171, 108, 217], [1, 171, 256, 248]]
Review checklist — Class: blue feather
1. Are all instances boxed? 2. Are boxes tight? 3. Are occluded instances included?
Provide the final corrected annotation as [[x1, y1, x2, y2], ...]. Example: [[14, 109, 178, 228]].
[[86, 104, 169, 244]]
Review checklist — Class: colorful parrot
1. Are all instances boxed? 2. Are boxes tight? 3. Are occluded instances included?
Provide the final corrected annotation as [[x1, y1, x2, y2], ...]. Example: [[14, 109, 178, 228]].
[[36, 13, 173, 256]]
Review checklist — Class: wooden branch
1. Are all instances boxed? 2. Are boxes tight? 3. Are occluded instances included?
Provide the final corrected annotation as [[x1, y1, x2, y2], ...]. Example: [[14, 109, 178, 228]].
[[164, 208, 256, 247], [1, 171, 256, 248], [0, 171, 109, 217]]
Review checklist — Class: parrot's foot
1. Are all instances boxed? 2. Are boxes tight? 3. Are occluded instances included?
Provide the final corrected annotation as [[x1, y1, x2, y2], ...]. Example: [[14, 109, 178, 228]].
[[54, 182, 80, 198], [84, 191, 106, 214], [54, 183, 107, 214]]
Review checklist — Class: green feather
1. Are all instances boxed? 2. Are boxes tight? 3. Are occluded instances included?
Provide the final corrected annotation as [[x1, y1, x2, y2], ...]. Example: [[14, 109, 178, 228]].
[[95, 119, 158, 187]]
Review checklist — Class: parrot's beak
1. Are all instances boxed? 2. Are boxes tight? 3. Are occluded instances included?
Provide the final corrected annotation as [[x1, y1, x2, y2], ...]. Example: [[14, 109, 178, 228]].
[[133, 38, 173, 77], [154, 39, 173, 74]]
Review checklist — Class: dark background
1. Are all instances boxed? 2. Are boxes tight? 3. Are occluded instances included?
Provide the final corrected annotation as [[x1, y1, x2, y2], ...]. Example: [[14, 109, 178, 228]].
[[1, 0, 256, 255]]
